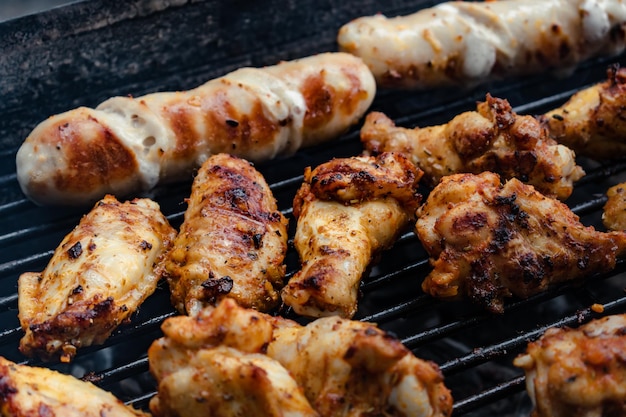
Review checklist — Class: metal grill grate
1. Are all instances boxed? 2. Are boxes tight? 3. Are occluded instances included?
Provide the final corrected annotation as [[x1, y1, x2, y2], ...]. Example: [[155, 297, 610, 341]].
[[1, 1, 626, 416]]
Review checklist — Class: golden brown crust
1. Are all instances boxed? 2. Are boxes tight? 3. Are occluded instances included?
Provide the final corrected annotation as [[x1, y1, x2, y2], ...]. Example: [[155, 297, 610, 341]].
[[0, 356, 150, 417], [301, 151, 423, 210], [541, 65, 626, 159], [514, 314, 626, 417], [361, 94, 585, 200], [603, 182, 626, 231], [415, 172, 625, 313], [283, 152, 422, 318], [30, 110, 140, 200], [148, 298, 453, 417], [18, 195, 176, 362], [160, 153, 288, 315]]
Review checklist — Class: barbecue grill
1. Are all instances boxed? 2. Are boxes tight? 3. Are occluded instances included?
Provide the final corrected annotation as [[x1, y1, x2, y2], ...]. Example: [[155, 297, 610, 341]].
[[2, 1, 626, 416]]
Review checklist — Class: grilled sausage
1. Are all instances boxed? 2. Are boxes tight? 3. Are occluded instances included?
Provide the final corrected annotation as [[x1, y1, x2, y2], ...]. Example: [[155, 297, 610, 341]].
[[337, 0, 626, 89], [16, 52, 376, 206]]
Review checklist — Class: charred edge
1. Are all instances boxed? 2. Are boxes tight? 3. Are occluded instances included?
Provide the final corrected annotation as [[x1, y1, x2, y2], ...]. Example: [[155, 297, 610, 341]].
[[201, 275, 234, 303], [29, 296, 117, 336], [468, 260, 503, 314], [67, 241, 83, 259], [0, 373, 18, 402]]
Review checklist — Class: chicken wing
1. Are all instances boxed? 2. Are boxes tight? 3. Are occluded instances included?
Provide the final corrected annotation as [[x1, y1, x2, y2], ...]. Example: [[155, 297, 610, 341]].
[[148, 298, 453, 417], [18, 194, 176, 362], [0, 355, 148, 416], [540, 65, 626, 160], [415, 172, 626, 313], [281, 152, 423, 318], [267, 311, 453, 417], [148, 296, 316, 416], [361, 94, 584, 201], [149, 344, 319, 417], [603, 182, 626, 231], [514, 314, 626, 417], [159, 153, 288, 316]]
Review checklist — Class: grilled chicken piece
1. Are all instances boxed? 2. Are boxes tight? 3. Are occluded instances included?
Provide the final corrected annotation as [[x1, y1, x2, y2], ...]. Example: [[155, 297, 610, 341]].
[[18, 195, 176, 362], [148, 298, 453, 417], [540, 65, 626, 160], [281, 152, 423, 318], [268, 312, 453, 417], [514, 314, 626, 417], [603, 182, 626, 231], [361, 94, 584, 201], [149, 344, 319, 417], [0, 356, 149, 416], [415, 172, 626, 313], [160, 153, 288, 316], [148, 298, 319, 417]]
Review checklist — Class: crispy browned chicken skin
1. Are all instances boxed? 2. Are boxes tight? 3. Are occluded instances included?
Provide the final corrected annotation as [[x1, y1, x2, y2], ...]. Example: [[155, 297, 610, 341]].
[[148, 298, 319, 417], [415, 172, 626, 313], [514, 314, 626, 417], [0, 356, 149, 417], [18, 195, 176, 362], [603, 182, 626, 231], [267, 310, 453, 417], [160, 153, 288, 316], [281, 152, 423, 318], [148, 298, 452, 417], [540, 65, 626, 160], [361, 94, 584, 201]]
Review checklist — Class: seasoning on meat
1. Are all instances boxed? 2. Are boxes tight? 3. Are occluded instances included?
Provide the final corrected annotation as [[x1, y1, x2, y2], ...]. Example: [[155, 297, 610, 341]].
[[281, 152, 423, 318], [0, 356, 149, 416], [415, 172, 626, 313], [148, 298, 453, 417], [603, 182, 626, 231], [159, 153, 288, 316], [361, 94, 585, 200], [540, 65, 626, 160], [514, 314, 626, 417], [18, 194, 176, 362]]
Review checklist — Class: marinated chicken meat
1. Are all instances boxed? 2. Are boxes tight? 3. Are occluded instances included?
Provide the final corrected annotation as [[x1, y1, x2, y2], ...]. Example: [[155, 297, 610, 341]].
[[160, 153, 288, 316], [267, 310, 453, 417], [0, 356, 149, 416], [361, 94, 584, 201], [18, 194, 176, 362], [148, 297, 318, 417], [603, 182, 626, 231], [148, 298, 453, 417], [149, 345, 319, 417], [281, 152, 423, 318], [540, 65, 626, 160], [415, 172, 626, 313], [514, 314, 626, 417]]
